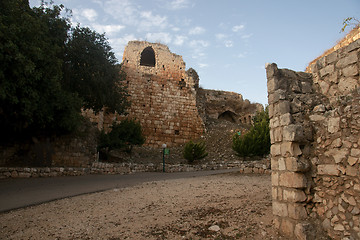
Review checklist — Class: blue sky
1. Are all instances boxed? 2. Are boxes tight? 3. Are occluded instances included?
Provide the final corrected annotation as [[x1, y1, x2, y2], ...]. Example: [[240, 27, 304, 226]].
[[30, 0, 360, 105]]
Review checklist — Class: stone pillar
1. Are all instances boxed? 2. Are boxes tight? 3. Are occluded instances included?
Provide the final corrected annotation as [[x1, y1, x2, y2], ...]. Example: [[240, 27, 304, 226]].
[[266, 63, 310, 238]]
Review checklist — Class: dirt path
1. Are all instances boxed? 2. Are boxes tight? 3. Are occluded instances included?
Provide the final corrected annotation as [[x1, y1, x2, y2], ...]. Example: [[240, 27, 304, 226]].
[[0, 173, 279, 239]]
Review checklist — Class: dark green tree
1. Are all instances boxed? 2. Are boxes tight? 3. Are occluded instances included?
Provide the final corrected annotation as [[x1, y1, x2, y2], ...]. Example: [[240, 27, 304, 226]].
[[183, 140, 208, 164], [98, 119, 145, 154], [232, 107, 270, 158], [0, 0, 129, 142], [63, 26, 129, 113], [0, 0, 81, 141]]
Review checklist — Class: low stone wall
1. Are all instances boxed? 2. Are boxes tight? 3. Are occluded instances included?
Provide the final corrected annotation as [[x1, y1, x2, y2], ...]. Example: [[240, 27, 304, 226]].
[[0, 160, 270, 179]]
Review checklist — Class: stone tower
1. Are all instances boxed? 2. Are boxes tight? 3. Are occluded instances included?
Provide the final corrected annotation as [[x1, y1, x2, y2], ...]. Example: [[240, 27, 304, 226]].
[[121, 41, 205, 147]]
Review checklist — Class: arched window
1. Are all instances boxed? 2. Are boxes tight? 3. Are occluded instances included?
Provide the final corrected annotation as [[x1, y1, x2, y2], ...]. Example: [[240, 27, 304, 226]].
[[218, 111, 237, 123], [140, 47, 155, 67]]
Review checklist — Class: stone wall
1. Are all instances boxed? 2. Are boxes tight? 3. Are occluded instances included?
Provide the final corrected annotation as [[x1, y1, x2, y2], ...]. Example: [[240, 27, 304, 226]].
[[121, 41, 205, 147], [266, 38, 360, 239], [196, 88, 262, 124], [0, 159, 270, 179], [0, 120, 97, 168]]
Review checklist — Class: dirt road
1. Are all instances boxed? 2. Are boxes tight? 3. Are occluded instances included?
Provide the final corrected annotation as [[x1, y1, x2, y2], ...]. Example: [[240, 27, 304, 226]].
[[0, 173, 279, 239]]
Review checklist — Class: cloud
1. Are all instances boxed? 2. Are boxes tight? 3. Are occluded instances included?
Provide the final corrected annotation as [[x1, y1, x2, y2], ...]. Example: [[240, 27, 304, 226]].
[[232, 24, 245, 32], [215, 33, 227, 40], [138, 11, 168, 31], [92, 24, 125, 35], [145, 32, 172, 44], [189, 26, 205, 35], [174, 35, 187, 46], [108, 34, 138, 60], [102, 0, 140, 26], [189, 40, 209, 48], [241, 33, 253, 39], [172, 27, 181, 32], [225, 40, 233, 47], [72, 8, 98, 22], [167, 0, 191, 10], [198, 63, 208, 68]]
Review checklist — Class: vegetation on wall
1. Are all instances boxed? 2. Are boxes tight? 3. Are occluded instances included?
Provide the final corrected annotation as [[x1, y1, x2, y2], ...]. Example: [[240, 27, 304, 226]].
[[183, 140, 208, 164], [0, 0, 128, 142], [232, 107, 270, 158], [98, 119, 145, 158]]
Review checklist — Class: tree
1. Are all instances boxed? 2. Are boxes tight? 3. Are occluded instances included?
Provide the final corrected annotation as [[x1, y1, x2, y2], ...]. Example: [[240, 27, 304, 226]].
[[183, 140, 208, 164], [0, 0, 129, 142], [0, 0, 81, 141], [341, 17, 359, 32], [232, 107, 270, 158], [63, 26, 129, 114], [98, 119, 145, 155]]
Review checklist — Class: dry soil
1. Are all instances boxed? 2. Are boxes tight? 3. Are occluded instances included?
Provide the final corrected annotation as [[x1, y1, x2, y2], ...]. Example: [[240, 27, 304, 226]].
[[0, 173, 282, 240]]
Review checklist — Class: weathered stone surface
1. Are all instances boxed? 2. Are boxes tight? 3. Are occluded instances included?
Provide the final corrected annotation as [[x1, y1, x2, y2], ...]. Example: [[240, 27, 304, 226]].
[[274, 101, 291, 115], [317, 164, 340, 176], [279, 172, 307, 188], [346, 166, 358, 176], [283, 189, 307, 202], [288, 203, 308, 220], [280, 142, 302, 157], [309, 114, 326, 122], [342, 64, 358, 77], [336, 52, 358, 68], [283, 124, 304, 142], [338, 77, 358, 95], [273, 201, 288, 217], [271, 144, 281, 156], [320, 64, 334, 77], [280, 113, 293, 126], [348, 156, 358, 166], [285, 157, 309, 172], [280, 218, 294, 237], [328, 117, 340, 133]]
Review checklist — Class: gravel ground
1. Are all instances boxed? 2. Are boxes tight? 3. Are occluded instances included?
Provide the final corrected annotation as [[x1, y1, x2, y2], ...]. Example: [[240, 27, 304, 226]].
[[0, 173, 281, 240]]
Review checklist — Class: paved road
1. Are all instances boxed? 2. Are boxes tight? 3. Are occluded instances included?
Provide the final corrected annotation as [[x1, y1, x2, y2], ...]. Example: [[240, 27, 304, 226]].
[[0, 169, 239, 213]]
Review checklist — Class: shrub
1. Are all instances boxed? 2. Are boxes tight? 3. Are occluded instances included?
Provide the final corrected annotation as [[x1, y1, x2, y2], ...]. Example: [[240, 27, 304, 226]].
[[183, 140, 208, 164], [232, 108, 270, 158], [98, 119, 145, 155]]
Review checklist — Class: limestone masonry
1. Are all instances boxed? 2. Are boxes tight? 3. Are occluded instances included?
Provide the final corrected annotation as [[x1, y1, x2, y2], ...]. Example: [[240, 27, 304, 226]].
[[86, 41, 260, 148], [267, 36, 360, 239]]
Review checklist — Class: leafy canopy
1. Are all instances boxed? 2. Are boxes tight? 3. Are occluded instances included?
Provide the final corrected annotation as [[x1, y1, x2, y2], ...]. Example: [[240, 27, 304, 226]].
[[183, 140, 208, 164], [0, 0, 128, 141]]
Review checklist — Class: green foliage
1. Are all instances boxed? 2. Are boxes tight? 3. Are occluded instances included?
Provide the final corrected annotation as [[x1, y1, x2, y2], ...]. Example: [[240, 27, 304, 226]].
[[0, 0, 128, 142], [232, 107, 270, 158], [341, 17, 359, 32], [0, 0, 81, 140], [98, 119, 145, 154], [183, 140, 208, 164], [63, 26, 129, 113]]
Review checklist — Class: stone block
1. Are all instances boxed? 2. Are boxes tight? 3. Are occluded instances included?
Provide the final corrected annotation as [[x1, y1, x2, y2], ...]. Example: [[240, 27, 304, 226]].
[[274, 101, 290, 115], [285, 157, 309, 172], [283, 189, 307, 202], [319, 64, 334, 78], [266, 63, 279, 80], [325, 148, 348, 163], [272, 171, 279, 186], [319, 80, 330, 94], [309, 114, 325, 122], [326, 51, 338, 64], [280, 142, 302, 157], [274, 127, 283, 142], [273, 200, 288, 217], [342, 64, 358, 77], [271, 144, 281, 156], [280, 113, 293, 126], [351, 148, 360, 157], [280, 218, 294, 237], [346, 166, 358, 176], [327, 117, 340, 133], [313, 104, 325, 113], [283, 124, 304, 142], [338, 77, 358, 95], [271, 158, 279, 170], [348, 156, 358, 166], [279, 172, 307, 188], [336, 52, 358, 68], [288, 203, 308, 220], [317, 164, 340, 176], [270, 117, 280, 128], [278, 158, 286, 171]]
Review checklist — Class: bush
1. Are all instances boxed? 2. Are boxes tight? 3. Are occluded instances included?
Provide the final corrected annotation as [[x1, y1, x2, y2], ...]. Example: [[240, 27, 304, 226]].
[[98, 119, 145, 155], [232, 108, 270, 158], [183, 140, 208, 164]]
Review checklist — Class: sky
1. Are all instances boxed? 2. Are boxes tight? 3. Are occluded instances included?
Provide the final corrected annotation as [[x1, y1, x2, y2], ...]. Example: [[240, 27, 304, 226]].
[[30, 0, 360, 106]]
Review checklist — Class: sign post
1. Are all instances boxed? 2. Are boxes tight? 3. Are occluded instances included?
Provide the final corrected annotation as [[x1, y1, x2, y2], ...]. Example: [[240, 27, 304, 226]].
[[162, 144, 167, 172]]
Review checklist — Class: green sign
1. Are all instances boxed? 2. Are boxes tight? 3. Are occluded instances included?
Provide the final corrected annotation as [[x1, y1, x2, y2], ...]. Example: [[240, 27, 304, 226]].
[[164, 148, 170, 155]]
